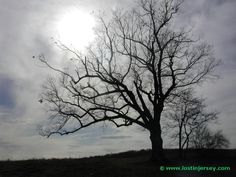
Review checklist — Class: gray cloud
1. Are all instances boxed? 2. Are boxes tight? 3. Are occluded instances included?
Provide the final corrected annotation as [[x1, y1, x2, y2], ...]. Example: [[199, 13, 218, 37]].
[[0, 0, 235, 160], [0, 138, 20, 151], [101, 136, 132, 139]]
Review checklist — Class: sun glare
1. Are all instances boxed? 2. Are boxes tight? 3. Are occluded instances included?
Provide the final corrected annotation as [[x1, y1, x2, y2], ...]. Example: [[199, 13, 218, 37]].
[[56, 9, 96, 50]]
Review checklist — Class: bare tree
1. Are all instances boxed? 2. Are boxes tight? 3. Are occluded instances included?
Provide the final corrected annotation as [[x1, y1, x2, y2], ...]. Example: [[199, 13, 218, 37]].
[[165, 89, 218, 157], [190, 125, 230, 149], [38, 0, 219, 162]]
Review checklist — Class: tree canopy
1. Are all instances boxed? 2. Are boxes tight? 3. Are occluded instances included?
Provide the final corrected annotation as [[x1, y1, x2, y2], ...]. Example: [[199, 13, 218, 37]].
[[38, 0, 220, 161]]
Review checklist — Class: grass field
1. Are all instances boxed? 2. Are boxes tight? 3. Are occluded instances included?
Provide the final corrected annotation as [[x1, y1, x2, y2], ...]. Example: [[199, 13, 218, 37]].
[[0, 149, 235, 177]]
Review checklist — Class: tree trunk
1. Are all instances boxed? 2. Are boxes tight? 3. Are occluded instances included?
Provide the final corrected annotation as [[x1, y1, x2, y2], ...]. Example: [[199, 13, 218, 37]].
[[179, 126, 183, 158], [150, 123, 164, 163]]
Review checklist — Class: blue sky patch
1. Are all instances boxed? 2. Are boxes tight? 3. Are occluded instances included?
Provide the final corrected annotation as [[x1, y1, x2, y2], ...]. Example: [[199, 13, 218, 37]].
[[0, 76, 15, 109]]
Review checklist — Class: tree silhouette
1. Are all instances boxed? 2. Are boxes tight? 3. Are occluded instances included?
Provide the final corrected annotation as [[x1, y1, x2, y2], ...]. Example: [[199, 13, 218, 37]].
[[39, 0, 219, 162], [190, 125, 229, 149], [165, 89, 218, 157]]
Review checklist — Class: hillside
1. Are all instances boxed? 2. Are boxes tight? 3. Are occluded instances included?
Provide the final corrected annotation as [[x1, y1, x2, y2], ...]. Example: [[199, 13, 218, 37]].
[[0, 149, 235, 177]]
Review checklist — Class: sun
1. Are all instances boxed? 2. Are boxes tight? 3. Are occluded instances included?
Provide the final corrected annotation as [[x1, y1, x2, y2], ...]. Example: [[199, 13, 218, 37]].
[[56, 9, 96, 50]]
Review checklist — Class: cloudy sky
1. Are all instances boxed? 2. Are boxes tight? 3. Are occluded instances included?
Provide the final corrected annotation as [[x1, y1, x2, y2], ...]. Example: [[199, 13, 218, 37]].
[[0, 0, 235, 160]]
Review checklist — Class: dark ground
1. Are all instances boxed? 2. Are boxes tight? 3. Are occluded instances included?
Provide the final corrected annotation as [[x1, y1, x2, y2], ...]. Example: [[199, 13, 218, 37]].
[[0, 149, 235, 177]]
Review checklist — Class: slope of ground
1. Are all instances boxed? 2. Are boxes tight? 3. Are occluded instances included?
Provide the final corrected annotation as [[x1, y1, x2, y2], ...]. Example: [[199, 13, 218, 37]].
[[0, 149, 235, 177]]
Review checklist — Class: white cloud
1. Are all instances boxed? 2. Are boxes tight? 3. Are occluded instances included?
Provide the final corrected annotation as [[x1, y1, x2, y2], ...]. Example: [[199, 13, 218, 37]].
[[0, 0, 235, 160]]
